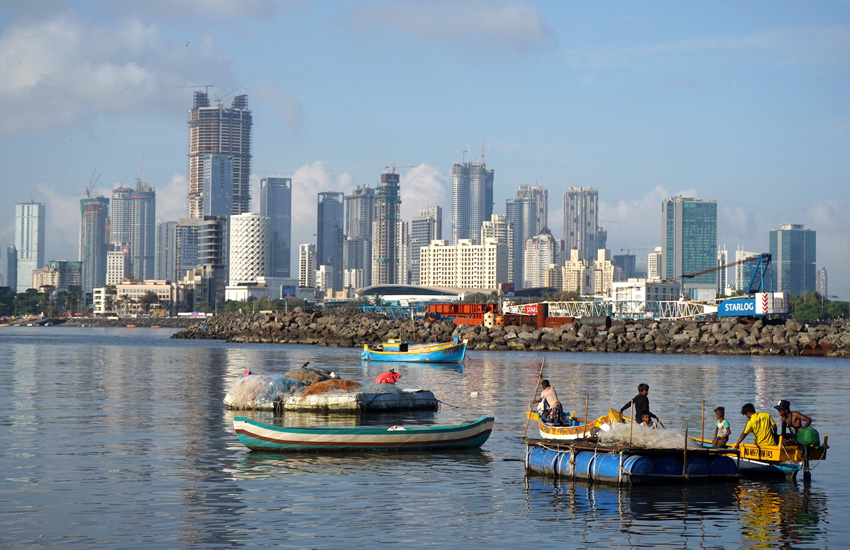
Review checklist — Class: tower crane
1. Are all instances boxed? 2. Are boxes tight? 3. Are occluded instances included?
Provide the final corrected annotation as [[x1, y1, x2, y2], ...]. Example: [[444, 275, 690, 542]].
[[383, 162, 419, 174], [85, 169, 100, 198]]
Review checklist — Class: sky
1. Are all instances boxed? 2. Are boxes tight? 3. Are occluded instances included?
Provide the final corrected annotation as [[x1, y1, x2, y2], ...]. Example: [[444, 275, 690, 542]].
[[1, 0, 848, 297]]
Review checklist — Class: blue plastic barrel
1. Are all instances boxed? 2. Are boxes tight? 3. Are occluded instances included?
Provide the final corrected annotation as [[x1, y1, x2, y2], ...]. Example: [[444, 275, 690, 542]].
[[572, 451, 596, 479], [591, 453, 655, 482], [526, 447, 561, 476], [709, 456, 738, 476], [655, 456, 683, 476], [684, 456, 710, 476]]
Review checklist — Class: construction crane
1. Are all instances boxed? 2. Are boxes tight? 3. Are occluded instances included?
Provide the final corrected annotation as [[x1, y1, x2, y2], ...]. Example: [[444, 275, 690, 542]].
[[383, 162, 419, 174], [85, 169, 100, 198], [178, 84, 214, 94]]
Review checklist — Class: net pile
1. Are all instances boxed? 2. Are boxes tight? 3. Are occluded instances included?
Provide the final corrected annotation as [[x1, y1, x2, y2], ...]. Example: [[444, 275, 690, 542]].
[[301, 379, 361, 397], [224, 374, 303, 409], [598, 421, 701, 449], [284, 365, 335, 385]]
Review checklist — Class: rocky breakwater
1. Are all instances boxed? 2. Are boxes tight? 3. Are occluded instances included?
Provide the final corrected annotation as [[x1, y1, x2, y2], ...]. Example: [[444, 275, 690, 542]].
[[171, 308, 850, 358]]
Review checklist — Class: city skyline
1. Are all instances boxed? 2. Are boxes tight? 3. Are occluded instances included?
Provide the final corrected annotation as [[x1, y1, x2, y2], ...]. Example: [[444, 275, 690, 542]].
[[0, 2, 848, 296]]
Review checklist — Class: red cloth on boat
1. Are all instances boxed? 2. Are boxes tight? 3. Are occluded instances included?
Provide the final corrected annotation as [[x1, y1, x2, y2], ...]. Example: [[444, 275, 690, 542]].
[[375, 371, 401, 384]]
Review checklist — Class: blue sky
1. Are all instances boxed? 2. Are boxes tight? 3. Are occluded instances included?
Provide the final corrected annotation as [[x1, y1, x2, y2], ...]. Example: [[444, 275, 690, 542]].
[[1, 0, 848, 296]]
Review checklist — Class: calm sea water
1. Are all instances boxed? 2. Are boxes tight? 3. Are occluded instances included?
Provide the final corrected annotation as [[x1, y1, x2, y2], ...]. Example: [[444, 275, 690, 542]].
[[1, 326, 848, 549]]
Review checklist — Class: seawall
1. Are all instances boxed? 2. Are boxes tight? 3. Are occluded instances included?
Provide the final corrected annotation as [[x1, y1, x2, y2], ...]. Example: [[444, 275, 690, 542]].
[[170, 308, 850, 358]]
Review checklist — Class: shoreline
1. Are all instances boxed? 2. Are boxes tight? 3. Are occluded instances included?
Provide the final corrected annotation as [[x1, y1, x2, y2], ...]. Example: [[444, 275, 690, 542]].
[[169, 308, 850, 358]]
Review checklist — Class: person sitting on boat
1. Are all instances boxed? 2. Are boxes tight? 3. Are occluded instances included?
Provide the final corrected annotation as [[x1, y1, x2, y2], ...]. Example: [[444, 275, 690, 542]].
[[619, 383, 659, 425], [732, 403, 777, 449], [640, 411, 658, 429], [375, 369, 401, 384], [774, 399, 812, 445], [712, 406, 730, 448], [536, 379, 563, 423]]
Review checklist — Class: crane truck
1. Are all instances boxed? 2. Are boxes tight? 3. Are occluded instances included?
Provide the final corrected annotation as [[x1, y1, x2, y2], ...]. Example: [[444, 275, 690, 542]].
[[717, 253, 789, 318]]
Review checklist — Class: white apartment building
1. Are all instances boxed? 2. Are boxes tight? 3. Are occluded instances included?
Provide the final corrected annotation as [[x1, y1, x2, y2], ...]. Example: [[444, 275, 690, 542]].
[[229, 213, 270, 285], [299, 243, 316, 288], [106, 247, 131, 286], [611, 279, 682, 303], [562, 249, 593, 295], [593, 249, 617, 297], [419, 238, 507, 291]]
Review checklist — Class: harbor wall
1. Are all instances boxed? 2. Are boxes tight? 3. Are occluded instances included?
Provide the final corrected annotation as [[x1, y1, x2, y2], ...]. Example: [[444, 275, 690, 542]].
[[170, 308, 850, 358]]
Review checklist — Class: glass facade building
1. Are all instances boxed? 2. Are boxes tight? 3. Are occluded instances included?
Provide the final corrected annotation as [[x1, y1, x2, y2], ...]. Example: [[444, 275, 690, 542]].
[[769, 224, 816, 296], [661, 196, 718, 297]]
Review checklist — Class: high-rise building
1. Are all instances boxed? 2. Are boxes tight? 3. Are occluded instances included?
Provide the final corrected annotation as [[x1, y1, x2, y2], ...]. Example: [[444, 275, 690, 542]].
[[176, 216, 229, 309], [299, 243, 317, 288], [129, 181, 156, 281], [523, 230, 563, 288], [563, 249, 593, 295], [14, 202, 46, 293], [717, 246, 729, 294], [481, 214, 514, 287], [317, 191, 344, 291], [647, 246, 662, 279], [155, 221, 177, 281], [507, 186, 547, 286], [110, 187, 133, 248], [345, 185, 375, 239], [188, 92, 252, 218], [734, 246, 759, 291], [33, 260, 82, 291], [613, 254, 636, 280], [564, 187, 602, 262], [451, 157, 493, 245], [80, 196, 110, 295], [229, 213, 270, 284], [260, 177, 292, 278], [106, 247, 131, 286], [661, 196, 718, 298], [5, 243, 17, 291], [816, 267, 828, 298], [410, 206, 442, 285], [769, 223, 816, 296], [372, 172, 401, 285], [202, 154, 234, 217]]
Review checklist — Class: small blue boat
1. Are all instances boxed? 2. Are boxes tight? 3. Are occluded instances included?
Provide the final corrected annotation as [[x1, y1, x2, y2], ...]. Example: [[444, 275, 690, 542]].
[[361, 338, 468, 363]]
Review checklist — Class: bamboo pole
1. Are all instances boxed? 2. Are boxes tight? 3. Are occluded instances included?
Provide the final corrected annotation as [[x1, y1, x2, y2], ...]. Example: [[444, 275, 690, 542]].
[[629, 401, 634, 446], [683, 420, 689, 480], [701, 400, 705, 443], [583, 394, 589, 438], [523, 357, 546, 439]]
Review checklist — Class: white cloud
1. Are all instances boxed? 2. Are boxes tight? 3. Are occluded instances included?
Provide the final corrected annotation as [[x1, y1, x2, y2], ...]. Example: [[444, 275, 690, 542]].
[[598, 186, 671, 255], [98, 0, 285, 20], [0, 13, 233, 136], [339, 0, 552, 54], [399, 164, 449, 225]]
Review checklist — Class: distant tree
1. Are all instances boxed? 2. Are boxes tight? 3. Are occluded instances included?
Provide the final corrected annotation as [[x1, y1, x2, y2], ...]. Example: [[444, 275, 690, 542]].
[[138, 291, 159, 314], [462, 293, 489, 304]]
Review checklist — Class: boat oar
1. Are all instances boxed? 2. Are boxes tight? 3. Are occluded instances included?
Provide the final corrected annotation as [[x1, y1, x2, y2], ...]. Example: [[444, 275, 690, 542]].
[[522, 357, 546, 439]]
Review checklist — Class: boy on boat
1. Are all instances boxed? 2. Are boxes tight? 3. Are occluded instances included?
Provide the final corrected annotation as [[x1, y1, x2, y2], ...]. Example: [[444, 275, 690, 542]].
[[712, 407, 730, 448], [619, 383, 659, 425], [732, 403, 777, 449], [640, 412, 658, 429]]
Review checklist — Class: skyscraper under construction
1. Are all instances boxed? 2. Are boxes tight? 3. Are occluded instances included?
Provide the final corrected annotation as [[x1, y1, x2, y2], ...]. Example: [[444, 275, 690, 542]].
[[188, 91, 252, 218]]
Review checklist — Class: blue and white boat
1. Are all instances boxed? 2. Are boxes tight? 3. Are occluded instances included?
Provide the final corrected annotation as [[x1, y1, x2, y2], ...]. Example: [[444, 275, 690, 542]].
[[361, 338, 467, 363]]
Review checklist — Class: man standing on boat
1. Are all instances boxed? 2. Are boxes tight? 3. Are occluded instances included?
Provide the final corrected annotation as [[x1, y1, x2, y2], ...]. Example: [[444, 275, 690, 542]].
[[732, 403, 777, 449], [619, 383, 659, 425]]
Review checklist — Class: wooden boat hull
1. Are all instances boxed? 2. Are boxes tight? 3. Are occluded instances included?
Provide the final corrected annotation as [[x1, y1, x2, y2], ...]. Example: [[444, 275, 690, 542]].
[[527, 409, 624, 441], [692, 436, 828, 478], [361, 339, 467, 363], [233, 416, 494, 452]]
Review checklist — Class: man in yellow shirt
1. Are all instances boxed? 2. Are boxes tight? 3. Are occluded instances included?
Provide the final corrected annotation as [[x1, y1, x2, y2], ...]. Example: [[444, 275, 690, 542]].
[[733, 403, 777, 449]]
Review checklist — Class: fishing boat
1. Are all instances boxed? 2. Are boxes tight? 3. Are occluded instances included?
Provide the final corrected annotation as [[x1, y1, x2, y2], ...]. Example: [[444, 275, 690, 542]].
[[526, 408, 626, 441], [361, 337, 468, 363], [692, 435, 829, 479], [233, 416, 494, 452]]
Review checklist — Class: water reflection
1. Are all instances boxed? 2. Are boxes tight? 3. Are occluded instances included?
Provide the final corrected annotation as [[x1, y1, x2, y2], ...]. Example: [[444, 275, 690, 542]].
[[736, 480, 826, 550]]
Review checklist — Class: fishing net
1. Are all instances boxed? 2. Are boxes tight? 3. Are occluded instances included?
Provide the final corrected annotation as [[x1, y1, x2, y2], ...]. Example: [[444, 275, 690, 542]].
[[598, 421, 702, 449], [301, 379, 361, 397], [284, 365, 335, 385], [224, 374, 303, 409]]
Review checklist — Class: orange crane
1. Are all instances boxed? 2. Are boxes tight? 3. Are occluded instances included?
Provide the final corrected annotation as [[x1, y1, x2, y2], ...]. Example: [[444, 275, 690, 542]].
[[85, 169, 100, 197]]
